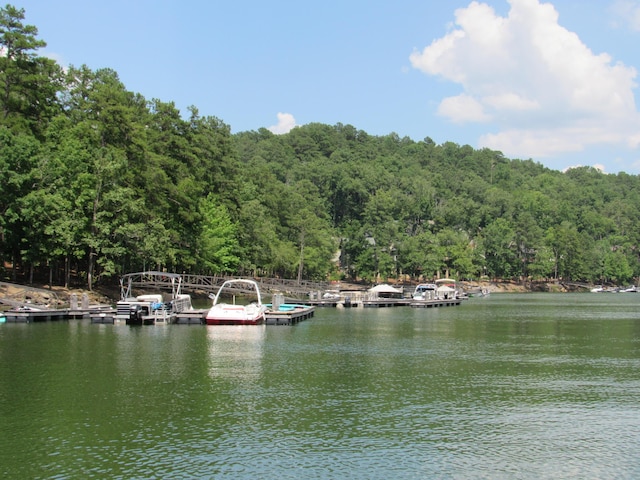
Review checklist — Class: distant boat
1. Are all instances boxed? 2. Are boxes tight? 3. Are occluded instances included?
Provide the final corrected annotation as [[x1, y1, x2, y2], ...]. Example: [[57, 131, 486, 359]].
[[368, 284, 403, 299], [435, 278, 460, 299], [468, 287, 490, 297], [590, 286, 604, 293], [412, 283, 437, 301], [619, 285, 638, 293], [206, 279, 267, 325]]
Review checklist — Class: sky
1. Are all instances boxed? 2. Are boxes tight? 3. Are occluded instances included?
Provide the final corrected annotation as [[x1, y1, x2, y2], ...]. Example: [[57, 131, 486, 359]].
[[12, 0, 640, 174]]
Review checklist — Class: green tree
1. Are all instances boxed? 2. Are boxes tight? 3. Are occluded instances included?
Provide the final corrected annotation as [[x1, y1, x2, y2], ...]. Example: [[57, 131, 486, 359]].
[[481, 218, 518, 279], [0, 5, 62, 135], [197, 194, 240, 274]]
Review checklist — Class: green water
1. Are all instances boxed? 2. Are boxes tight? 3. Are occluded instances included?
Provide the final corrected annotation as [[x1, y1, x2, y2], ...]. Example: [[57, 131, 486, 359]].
[[1, 293, 640, 479]]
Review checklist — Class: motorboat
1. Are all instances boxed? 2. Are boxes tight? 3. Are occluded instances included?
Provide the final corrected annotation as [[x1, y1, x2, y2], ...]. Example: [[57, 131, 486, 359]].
[[435, 278, 460, 299], [412, 283, 437, 301], [206, 279, 268, 325], [115, 271, 193, 325]]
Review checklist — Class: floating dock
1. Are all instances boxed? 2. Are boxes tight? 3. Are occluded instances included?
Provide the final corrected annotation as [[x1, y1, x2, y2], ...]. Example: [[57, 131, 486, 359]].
[[4, 308, 70, 322], [264, 304, 315, 325], [410, 298, 464, 308], [308, 297, 465, 308], [88, 305, 317, 326], [174, 309, 207, 325]]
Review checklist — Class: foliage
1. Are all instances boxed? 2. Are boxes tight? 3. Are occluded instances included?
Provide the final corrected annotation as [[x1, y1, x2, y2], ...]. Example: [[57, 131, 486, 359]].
[[2, 5, 640, 289]]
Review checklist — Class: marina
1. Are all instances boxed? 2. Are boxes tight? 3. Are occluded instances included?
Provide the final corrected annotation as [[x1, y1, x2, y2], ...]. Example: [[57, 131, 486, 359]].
[[16, 304, 317, 325], [1, 274, 466, 324]]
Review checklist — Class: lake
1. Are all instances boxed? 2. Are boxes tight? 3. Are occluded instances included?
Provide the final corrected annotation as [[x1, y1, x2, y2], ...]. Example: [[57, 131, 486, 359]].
[[1, 293, 640, 479]]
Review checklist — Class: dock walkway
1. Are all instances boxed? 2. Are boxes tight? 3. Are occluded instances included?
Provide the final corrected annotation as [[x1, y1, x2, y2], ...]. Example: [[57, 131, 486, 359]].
[[308, 294, 466, 308]]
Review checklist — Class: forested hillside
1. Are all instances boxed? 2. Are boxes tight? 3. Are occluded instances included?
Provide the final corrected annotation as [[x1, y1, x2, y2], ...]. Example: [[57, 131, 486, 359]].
[[2, 5, 639, 289]]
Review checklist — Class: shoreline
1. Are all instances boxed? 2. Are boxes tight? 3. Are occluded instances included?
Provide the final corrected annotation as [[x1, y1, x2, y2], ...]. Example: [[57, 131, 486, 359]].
[[0, 279, 599, 309]]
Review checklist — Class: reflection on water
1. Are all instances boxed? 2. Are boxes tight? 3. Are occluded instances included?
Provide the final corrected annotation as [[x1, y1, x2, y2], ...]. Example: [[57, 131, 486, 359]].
[[1, 293, 640, 478], [207, 325, 265, 380]]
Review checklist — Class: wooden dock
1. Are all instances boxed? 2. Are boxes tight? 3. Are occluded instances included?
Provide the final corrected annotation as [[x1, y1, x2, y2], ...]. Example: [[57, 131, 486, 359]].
[[173, 309, 207, 325], [308, 296, 466, 308], [362, 298, 411, 308], [410, 298, 464, 308], [265, 305, 315, 325], [4, 308, 70, 322], [88, 306, 317, 326]]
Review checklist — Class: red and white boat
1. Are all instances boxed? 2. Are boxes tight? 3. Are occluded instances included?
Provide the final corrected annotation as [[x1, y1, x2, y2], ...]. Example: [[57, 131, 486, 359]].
[[205, 279, 267, 325]]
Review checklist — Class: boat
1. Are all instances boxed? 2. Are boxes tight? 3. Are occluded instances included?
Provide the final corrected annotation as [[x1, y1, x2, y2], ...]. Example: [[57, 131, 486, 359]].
[[412, 283, 437, 301], [467, 287, 490, 297], [368, 284, 403, 299], [206, 279, 268, 325], [115, 271, 193, 325], [435, 278, 461, 299], [620, 285, 638, 293]]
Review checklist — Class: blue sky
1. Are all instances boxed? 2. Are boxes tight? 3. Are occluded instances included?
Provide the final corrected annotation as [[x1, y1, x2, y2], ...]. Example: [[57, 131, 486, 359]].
[[13, 0, 640, 174]]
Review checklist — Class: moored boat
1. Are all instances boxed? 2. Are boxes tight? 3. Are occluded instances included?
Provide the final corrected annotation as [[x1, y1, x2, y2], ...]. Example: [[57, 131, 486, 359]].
[[115, 272, 193, 325], [206, 279, 267, 325], [435, 278, 462, 299], [412, 283, 437, 301]]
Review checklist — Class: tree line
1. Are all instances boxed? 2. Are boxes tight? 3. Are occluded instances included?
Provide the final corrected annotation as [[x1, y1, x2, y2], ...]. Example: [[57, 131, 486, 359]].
[[2, 5, 639, 289]]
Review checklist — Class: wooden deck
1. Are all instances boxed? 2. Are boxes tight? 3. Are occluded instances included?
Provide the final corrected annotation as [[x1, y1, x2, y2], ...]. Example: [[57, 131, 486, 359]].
[[410, 298, 464, 308], [4, 308, 70, 322], [308, 296, 466, 308], [265, 305, 315, 325], [88, 306, 317, 326]]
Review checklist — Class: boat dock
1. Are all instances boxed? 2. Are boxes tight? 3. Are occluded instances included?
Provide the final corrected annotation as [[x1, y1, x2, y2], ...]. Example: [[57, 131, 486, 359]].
[[264, 305, 315, 325], [410, 298, 464, 308], [4, 308, 70, 322], [308, 295, 465, 308], [91, 304, 316, 326]]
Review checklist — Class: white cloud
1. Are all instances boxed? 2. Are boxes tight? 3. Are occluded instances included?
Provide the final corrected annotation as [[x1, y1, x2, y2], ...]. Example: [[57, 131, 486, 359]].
[[438, 94, 491, 123], [268, 112, 296, 134], [611, 0, 640, 31], [410, 0, 640, 159]]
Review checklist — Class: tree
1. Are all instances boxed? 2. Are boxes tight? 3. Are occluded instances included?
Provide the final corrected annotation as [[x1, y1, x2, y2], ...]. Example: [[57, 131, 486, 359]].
[[0, 5, 62, 135], [480, 218, 518, 280], [197, 194, 240, 274]]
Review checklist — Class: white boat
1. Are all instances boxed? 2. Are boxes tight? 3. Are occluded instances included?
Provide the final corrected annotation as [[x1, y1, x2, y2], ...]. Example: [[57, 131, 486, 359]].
[[468, 287, 490, 297], [620, 285, 638, 293], [206, 279, 268, 325], [115, 271, 193, 325], [412, 283, 437, 301], [368, 284, 403, 299], [435, 278, 461, 299]]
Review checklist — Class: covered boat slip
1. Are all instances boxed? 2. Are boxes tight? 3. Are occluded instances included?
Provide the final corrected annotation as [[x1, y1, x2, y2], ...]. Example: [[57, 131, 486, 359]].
[[308, 280, 466, 308], [115, 271, 194, 325]]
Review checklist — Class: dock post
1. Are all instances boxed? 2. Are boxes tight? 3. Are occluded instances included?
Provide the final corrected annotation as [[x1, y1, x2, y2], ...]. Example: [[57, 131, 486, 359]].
[[70, 293, 78, 310], [273, 293, 284, 311], [81, 293, 89, 309]]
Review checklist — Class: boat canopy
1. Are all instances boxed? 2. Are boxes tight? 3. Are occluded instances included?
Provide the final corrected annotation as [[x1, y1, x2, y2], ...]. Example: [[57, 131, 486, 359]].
[[119, 271, 184, 300], [368, 284, 402, 294]]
